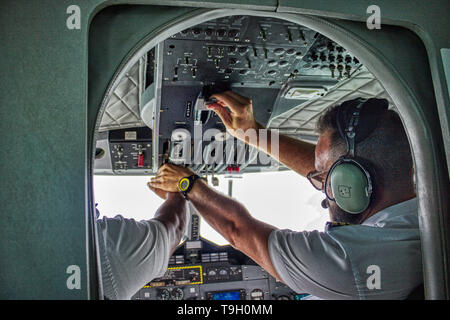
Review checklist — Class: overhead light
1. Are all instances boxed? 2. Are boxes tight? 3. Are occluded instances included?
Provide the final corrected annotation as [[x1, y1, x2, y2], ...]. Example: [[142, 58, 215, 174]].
[[284, 87, 326, 100]]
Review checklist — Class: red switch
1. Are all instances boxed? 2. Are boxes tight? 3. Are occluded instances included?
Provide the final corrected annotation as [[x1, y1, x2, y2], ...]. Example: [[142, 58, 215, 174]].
[[138, 152, 144, 167]]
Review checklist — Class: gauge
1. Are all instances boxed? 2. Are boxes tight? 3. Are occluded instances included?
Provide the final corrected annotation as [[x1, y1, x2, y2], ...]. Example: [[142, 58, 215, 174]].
[[158, 289, 170, 300], [219, 269, 228, 276], [205, 28, 214, 37], [250, 289, 264, 300], [286, 48, 296, 56], [208, 270, 217, 277], [171, 288, 184, 300], [273, 48, 285, 55]]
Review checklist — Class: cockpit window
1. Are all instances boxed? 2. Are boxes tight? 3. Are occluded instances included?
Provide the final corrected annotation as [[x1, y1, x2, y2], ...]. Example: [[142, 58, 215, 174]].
[[94, 170, 328, 246]]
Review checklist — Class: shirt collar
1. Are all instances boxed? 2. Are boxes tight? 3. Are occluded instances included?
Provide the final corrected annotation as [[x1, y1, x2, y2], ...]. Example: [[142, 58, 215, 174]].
[[361, 197, 418, 227]]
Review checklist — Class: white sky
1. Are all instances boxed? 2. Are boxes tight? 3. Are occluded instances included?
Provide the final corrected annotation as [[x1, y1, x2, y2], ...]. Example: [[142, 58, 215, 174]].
[[94, 170, 329, 246]]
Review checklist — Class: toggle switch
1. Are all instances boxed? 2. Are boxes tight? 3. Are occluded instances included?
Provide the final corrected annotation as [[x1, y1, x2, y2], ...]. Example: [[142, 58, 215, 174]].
[[138, 151, 144, 167], [337, 64, 343, 79], [329, 64, 336, 78], [287, 30, 292, 42], [260, 28, 267, 41]]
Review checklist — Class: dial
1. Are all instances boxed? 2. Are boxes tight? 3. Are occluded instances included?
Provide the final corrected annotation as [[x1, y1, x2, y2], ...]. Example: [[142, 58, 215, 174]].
[[205, 28, 214, 37], [219, 269, 228, 276], [250, 289, 264, 300], [171, 288, 184, 300], [217, 29, 226, 37], [286, 48, 296, 56], [273, 48, 285, 55], [228, 29, 239, 37], [238, 46, 248, 54], [158, 289, 170, 300], [208, 270, 217, 277]]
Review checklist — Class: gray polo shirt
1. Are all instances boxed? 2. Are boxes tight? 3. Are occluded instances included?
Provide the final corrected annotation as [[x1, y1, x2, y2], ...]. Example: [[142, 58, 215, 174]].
[[268, 198, 422, 299], [96, 214, 172, 300]]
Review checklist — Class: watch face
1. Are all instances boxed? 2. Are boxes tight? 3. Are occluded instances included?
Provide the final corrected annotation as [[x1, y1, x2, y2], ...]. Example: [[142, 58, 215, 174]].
[[179, 178, 190, 191]]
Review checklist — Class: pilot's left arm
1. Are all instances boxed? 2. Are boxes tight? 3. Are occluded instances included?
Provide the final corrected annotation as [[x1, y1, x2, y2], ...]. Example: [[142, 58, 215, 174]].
[[96, 192, 188, 300]]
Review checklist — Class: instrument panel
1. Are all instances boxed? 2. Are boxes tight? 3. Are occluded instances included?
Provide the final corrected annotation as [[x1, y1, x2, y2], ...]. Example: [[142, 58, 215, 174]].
[[95, 15, 362, 176], [130, 239, 310, 301]]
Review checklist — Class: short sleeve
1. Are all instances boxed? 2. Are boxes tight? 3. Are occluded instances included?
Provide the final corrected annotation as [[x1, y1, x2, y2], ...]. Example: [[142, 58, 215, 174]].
[[268, 229, 358, 299], [97, 215, 172, 300]]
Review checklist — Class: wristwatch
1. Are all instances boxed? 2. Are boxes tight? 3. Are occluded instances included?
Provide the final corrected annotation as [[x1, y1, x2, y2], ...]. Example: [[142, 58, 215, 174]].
[[178, 174, 201, 200]]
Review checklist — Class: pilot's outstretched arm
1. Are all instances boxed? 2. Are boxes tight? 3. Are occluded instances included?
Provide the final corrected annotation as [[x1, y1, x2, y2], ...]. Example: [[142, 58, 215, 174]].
[[149, 164, 282, 281], [149, 164, 358, 299], [208, 91, 316, 177]]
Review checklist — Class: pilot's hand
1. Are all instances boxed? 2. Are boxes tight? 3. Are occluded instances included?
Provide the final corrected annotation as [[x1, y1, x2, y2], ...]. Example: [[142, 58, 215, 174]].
[[208, 91, 263, 142], [147, 184, 170, 199], [148, 163, 195, 193]]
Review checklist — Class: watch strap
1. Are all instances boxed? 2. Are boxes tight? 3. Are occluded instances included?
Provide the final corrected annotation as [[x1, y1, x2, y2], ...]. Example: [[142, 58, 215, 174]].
[[179, 174, 200, 200]]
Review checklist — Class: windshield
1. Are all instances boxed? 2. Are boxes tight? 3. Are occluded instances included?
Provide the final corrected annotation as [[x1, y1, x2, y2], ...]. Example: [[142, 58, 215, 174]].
[[94, 170, 328, 245]]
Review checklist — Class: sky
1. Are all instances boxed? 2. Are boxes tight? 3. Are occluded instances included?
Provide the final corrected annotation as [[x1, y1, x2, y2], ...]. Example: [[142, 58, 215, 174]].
[[94, 170, 329, 246]]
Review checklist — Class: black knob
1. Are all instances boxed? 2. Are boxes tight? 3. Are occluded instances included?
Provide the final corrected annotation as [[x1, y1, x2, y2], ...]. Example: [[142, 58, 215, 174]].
[[238, 46, 248, 54], [286, 48, 295, 56], [228, 46, 237, 53], [228, 29, 239, 38], [274, 48, 285, 55], [217, 29, 226, 37], [205, 28, 213, 37]]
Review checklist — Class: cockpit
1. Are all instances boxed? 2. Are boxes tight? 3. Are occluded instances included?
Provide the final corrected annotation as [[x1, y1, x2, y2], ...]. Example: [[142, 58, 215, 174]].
[[93, 15, 395, 300]]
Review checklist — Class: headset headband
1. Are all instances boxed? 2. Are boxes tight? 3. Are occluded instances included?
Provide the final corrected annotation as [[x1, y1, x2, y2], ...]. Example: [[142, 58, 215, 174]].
[[336, 97, 389, 157]]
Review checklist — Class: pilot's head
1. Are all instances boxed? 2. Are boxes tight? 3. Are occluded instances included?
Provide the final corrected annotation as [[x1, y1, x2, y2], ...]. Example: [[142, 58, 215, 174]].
[[313, 100, 415, 224]]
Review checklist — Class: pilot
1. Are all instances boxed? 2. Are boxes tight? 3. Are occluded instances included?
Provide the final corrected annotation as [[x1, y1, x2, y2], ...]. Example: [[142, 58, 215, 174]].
[[96, 188, 188, 300], [149, 91, 423, 299]]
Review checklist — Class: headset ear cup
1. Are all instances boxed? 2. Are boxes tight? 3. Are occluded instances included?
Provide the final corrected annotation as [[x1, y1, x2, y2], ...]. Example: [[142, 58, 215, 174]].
[[329, 162, 371, 214]]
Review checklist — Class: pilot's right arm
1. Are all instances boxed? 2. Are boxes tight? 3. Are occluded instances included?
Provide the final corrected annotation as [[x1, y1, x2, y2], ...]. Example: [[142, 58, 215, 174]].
[[208, 91, 316, 177], [150, 164, 357, 299]]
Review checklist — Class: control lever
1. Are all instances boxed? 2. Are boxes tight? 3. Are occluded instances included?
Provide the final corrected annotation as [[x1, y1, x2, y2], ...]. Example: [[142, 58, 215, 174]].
[[193, 90, 217, 124]]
